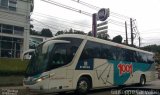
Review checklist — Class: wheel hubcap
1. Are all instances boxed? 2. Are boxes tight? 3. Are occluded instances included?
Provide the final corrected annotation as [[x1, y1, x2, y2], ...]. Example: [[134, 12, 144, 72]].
[[141, 78, 145, 85], [142, 79, 145, 85], [79, 81, 88, 91]]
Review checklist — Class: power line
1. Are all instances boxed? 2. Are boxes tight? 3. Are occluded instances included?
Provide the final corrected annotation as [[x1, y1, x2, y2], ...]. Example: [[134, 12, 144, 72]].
[[39, 0, 133, 38], [141, 32, 160, 34], [33, 12, 131, 29], [110, 12, 130, 20], [141, 37, 160, 39], [39, 0, 132, 29], [70, 0, 100, 10], [32, 18, 91, 33], [32, 18, 61, 31], [41, 0, 92, 16], [40, 0, 132, 29], [33, 18, 128, 37], [32, 16, 91, 31], [32, 20, 64, 31], [32, 15, 131, 36], [69, 0, 131, 20], [108, 29, 126, 34], [32, 12, 92, 28], [140, 29, 160, 32], [33, 17, 127, 36]]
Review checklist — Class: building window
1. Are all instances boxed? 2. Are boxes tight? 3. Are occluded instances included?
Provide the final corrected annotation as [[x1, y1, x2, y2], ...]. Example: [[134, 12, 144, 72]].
[[0, 0, 17, 11], [0, 0, 8, 8], [9, 0, 17, 11], [0, 24, 1, 33], [0, 23, 24, 35], [2, 24, 13, 34], [14, 26, 24, 36], [0, 36, 23, 58]]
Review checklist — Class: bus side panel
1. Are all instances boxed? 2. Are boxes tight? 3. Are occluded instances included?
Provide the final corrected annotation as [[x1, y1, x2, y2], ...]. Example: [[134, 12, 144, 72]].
[[74, 58, 154, 88], [93, 59, 114, 88]]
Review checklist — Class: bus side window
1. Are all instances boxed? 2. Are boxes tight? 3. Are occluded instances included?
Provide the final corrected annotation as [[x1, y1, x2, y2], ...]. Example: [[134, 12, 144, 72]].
[[125, 49, 133, 62], [80, 41, 102, 60], [110, 46, 117, 60], [115, 48, 125, 61], [132, 51, 138, 62], [147, 54, 154, 64], [81, 49, 89, 59], [101, 44, 113, 60], [70, 46, 78, 56], [140, 53, 148, 63]]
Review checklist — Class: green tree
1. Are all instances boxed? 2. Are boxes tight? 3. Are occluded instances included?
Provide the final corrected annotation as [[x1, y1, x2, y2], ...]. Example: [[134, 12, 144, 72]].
[[55, 30, 64, 36], [73, 29, 85, 35], [55, 28, 86, 36], [141, 44, 160, 53], [141, 45, 160, 64], [30, 24, 40, 36], [67, 28, 74, 34], [112, 35, 123, 43], [97, 31, 110, 40], [87, 31, 92, 36], [40, 28, 53, 37]]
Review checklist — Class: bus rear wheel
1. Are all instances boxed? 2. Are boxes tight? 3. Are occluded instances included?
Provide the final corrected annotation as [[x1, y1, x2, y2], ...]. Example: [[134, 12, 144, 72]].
[[75, 77, 90, 95], [139, 75, 146, 86]]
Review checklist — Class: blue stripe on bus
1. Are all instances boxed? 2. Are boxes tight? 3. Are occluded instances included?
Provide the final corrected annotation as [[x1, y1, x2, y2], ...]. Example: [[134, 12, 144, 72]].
[[108, 60, 152, 85], [76, 59, 152, 85]]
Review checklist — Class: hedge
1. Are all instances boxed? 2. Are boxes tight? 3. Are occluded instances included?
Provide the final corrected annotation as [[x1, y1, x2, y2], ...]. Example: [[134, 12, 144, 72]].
[[0, 58, 29, 76]]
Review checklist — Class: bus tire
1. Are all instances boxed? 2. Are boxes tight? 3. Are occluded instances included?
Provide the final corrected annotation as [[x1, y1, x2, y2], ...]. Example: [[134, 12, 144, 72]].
[[75, 77, 90, 95], [139, 75, 146, 86]]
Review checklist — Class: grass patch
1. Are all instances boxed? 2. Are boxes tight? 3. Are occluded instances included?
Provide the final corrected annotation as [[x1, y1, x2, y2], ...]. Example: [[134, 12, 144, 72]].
[[0, 58, 29, 76], [0, 76, 24, 86]]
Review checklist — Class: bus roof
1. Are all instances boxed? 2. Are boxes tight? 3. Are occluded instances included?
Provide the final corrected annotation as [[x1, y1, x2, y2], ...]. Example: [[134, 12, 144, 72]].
[[45, 34, 154, 55]]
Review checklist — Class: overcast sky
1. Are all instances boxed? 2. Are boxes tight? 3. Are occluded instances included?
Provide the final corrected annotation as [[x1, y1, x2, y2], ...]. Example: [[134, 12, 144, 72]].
[[31, 0, 160, 46]]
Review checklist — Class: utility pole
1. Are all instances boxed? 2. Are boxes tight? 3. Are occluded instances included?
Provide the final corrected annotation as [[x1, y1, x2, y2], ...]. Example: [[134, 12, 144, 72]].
[[125, 21, 128, 44], [139, 36, 141, 47], [130, 18, 134, 46], [92, 13, 97, 37]]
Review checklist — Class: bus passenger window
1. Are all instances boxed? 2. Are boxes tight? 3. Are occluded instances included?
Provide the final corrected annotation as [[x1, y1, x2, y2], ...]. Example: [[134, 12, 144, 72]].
[[80, 41, 102, 60], [101, 45, 113, 60]]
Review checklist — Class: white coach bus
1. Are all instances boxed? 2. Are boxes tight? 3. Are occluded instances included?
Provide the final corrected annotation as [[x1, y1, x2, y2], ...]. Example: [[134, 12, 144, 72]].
[[23, 34, 156, 94]]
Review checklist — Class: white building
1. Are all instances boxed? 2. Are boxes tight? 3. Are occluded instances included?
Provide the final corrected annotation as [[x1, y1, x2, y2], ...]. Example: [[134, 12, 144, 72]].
[[0, 0, 34, 58]]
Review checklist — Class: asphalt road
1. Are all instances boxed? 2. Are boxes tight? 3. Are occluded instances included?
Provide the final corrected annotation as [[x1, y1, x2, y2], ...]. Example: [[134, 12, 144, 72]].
[[0, 79, 160, 95]]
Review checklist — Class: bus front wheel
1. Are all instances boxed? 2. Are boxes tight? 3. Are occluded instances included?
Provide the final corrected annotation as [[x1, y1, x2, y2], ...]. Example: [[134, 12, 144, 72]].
[[139, 75, 146, 86], [75, 77, 90, 95]]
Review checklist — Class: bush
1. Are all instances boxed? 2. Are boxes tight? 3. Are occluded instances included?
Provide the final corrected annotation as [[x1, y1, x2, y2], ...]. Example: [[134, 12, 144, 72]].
[[0, 58, 29, 76]]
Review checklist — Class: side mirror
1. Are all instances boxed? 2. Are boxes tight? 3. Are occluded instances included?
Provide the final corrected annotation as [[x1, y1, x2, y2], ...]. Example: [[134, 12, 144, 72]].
[[21, 49, 35, 60]]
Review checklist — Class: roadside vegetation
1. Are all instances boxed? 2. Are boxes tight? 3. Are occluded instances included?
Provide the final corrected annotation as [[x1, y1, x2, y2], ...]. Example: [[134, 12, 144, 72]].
[[0, 58, 28, 76], [0, 58, 28, 86]]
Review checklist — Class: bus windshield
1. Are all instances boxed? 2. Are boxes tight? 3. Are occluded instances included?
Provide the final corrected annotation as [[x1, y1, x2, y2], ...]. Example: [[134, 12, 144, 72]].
[[25, 42, 52, 77], [25, 41, 72, 77], [25, 38, 83, 77]]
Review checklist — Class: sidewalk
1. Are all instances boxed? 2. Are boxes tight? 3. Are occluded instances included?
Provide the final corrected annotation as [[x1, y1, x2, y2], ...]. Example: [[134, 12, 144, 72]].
[[0, 86, 28, 95]]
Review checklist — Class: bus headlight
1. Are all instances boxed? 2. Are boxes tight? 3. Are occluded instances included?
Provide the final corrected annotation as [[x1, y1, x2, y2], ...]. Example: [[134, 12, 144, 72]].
[[37, 78, 42, 82]]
